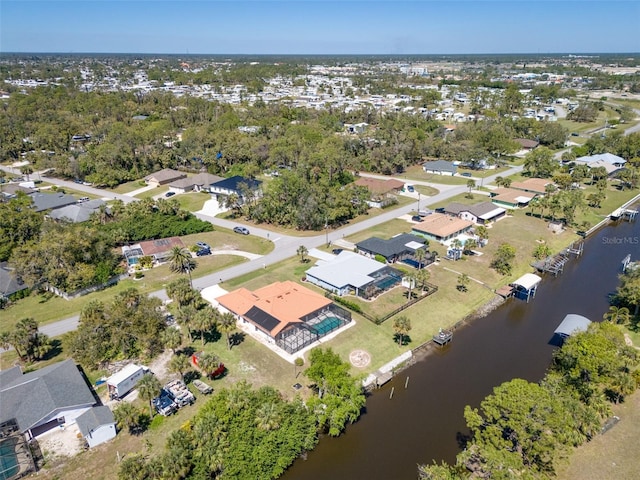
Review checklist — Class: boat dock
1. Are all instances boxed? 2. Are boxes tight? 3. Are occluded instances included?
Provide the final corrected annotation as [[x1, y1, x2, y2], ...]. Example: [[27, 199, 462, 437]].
[[611, 208, 638, 221], [433, 328, 453, 346], [532, 241, 583, 276]]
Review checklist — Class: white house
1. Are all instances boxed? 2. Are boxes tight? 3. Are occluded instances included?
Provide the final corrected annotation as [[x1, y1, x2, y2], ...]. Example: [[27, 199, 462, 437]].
[[574, 153, 627, 176]]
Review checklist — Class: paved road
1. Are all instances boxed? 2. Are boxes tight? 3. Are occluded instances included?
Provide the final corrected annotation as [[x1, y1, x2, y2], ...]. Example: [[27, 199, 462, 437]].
[[35, 165, 525, 338]]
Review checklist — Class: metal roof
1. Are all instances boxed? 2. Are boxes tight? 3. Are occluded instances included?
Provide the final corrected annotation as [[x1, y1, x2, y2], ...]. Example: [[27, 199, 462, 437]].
[[512, 273, 542, 291], [106, 364, 147, 387], [356, 233, 426, 259], [306, 251, 387, 289], [554, 314, 592, 338]]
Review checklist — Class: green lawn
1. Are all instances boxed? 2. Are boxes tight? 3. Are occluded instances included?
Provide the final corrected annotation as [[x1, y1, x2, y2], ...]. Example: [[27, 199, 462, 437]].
[[1, 231, 274, 330], [111, 180, 146, 194], [135, 185, 168, 198], [403, 165, 468, 185], [173, 191, 210, 212]]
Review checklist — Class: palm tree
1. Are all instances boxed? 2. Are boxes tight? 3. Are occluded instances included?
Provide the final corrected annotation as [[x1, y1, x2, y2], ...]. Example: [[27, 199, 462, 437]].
[[113, 402, 142, 434], [457, 273, 470, 292], [603, 306, 630, 325], [176, 304, 197, 342], [166, 277, 199, 309], [197, 352, 220, 379], [475, 225, 489, 245], [20, 164, 33, 181], [161, 327, 183, 354], [137, 373, 161, 417], [414, 248, 427, 269], [466, 179, 476, 196], [217, 312, 237, 350], [297, 245, 308, 263], [404, 269, 418, 299], [169, 354, 192, 382], [417, 268, 431, 292], [255, 402, 281, 431], [194, 306, 216, 346], [168, 246, 197, 288], [392, 316, 412, 347]]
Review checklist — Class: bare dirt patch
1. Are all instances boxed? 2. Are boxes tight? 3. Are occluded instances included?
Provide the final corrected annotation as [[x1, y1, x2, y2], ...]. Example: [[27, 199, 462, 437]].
[[349, 349, 371, 368]]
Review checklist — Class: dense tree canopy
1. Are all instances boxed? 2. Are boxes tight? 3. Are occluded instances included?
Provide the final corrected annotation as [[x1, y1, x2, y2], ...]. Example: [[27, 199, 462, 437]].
[[63, 288, 165, 368]]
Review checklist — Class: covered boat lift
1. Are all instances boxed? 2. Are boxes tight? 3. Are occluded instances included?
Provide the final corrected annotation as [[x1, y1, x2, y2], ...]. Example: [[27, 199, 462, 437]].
[[511, 273, 542, 302], [554, 314, 592, 339]]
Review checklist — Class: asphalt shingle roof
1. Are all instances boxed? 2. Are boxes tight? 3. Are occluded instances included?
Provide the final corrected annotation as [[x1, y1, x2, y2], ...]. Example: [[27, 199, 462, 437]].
[[356, 233, 426, 259], [0, 359, 96, 432], [76, 406, 115, 437]]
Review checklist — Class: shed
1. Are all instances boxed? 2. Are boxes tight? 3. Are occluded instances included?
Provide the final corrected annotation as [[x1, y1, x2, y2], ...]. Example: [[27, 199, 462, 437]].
[[76, 406, 116, 448], [554, 314, 592, 339]]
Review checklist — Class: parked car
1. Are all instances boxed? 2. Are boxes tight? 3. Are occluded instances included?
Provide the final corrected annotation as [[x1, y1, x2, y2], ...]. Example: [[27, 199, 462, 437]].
[[196, 248, 211, 256], [460, 172, 473, 177], [196, 241, 210, 250], [192, 379, 213, 395], [233, 226, 250, 235], [332, 248, 344, 255], [165, 191, 176, 197], [411, 215, 423, 222], [406, 185, 415, 192], [153, 391, 177, 416]]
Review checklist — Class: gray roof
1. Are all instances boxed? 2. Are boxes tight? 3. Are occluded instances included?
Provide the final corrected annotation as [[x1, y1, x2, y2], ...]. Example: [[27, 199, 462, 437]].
[[356, 233, 426, 259], [48, 199, 106, 223], [145, 168, 186, 183], [423, 160, 457, 173], [76, 406, 115, 437], [169, 172, 224, 189], [444, 201, 506, 220], [554, 314, 592, 338], [575, 153, 626, 166], [306, 251, 387, 289], [29, 192, 78, 212], [0, 261, 28, 297], [0, 359, 96, 432]]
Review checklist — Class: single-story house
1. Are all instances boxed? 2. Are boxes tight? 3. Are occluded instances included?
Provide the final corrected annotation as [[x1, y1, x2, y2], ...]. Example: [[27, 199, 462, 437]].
[[306, 250, 404, 297], [0, 261, 28, 299], [510, 178, 553, 195], [122, 236, 186, 265], [356, 233, 428, 264], [144, 168, 187, 187], [422, 160, 457, 176], [75, 406, 116, 448], [489, 188, 535, 208], [209, 176, 262, 203], [0, 359, 97, 440], [29, 192, 78, 212], [48, 199, 107, 223], [411, 213, 473, 243], [353, 177, 405, 208], [0, 183, 36, 200], [345, 122, 369, 134], [216, 281, 352, 355], [514, 138, 539, 150], [168, 173, 224, 194], [443, 201, 506, 225], [574, 153, 627, 176]]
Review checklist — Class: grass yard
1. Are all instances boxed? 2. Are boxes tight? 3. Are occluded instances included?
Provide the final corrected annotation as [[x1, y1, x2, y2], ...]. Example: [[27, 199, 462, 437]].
[[135, 185, 168, 198], [557, 389, 640, 480], [413, 184, 440, 197], [1, 230, 273, 330], [111, 180, 146, 194], [403, 165, 468, 185], [172, 191, 210, 212]]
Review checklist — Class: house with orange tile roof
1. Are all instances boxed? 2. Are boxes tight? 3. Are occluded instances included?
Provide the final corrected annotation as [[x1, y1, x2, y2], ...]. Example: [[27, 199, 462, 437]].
[[216, 281, 352, 354], [411, 213, 473, 243]]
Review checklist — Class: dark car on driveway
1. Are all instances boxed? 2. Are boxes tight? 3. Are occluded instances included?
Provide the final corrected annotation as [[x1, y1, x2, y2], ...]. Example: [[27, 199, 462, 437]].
[[196, 241, 210, 250], [196, 248, 211, 256], [233, 226, 250, 235], [165, 191, 176, 197]]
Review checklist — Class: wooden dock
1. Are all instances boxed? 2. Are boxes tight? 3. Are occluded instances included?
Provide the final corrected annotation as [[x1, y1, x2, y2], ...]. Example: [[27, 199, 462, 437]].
[[532, 241, 583, 276], [611, 208, 638, 221], [433, 329, 453, 346]]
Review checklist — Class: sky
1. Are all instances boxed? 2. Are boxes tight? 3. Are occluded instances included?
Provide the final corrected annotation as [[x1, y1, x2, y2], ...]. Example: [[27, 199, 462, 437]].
[[1, 1, 639, 55]]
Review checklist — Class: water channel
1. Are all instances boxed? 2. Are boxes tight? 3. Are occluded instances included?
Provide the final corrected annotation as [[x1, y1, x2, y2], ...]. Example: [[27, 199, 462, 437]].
[[283, 213, 640, 480]]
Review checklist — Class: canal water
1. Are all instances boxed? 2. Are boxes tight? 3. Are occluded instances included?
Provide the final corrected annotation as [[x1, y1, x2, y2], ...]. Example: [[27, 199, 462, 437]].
[[283, 214, 640, 480]]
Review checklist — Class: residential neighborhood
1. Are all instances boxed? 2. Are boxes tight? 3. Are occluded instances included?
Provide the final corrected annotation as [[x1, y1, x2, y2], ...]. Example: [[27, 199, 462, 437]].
[[1, 49, 639, 480]]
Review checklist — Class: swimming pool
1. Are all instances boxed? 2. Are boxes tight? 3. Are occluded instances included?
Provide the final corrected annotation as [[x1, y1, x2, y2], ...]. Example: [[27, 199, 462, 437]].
[[0, 437, 19, 480], [312, 317, 342, 335]]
